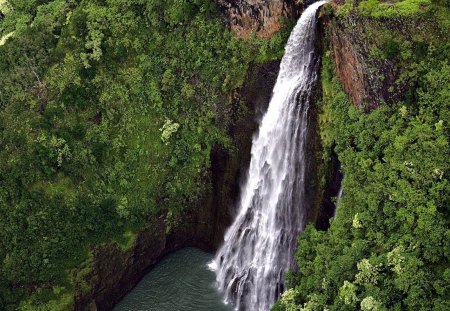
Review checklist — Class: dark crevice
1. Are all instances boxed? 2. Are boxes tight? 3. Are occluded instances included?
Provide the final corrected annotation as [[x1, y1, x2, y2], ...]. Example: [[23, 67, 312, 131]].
[[316, 148, 343, 231]]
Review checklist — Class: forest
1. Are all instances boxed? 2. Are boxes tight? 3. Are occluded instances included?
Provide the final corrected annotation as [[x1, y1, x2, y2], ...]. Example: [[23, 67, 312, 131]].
[[0, 0, 290, 309], [1, 0, 449, 310], [279, 1, 450, 310]]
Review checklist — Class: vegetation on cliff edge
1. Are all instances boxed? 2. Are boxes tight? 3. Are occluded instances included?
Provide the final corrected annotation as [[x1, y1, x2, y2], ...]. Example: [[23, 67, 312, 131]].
[[0, 0, 292, 309], [276, 1, 450, 310]]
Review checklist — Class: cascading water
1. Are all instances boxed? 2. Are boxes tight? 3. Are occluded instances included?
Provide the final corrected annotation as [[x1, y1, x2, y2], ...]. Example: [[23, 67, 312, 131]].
[[210, 2, 328, 310]]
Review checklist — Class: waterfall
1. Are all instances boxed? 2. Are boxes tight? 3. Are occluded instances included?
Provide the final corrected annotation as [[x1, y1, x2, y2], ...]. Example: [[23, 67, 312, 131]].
[[334, 185, 344, 218], [210, 2, 327, 310]]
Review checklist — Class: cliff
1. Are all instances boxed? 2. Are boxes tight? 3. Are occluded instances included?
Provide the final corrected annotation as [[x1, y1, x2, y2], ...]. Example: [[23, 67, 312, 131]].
[[2, 1, 448, 310], [74, 2, 390, 309], [278, 1, 450, 309], [73, 4, 334, 309], [330, 13, 403, 111], [215, 0, 303, 38], [73, 61, 281, 311], [67, 2, 449, 310], [324, 1, 444, 111]]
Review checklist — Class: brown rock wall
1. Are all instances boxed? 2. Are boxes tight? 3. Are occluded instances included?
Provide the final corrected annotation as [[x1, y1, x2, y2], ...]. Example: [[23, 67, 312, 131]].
[[215, 0, 303, 38], [331, 24, 370, 109], [328, 11, 404, 111]]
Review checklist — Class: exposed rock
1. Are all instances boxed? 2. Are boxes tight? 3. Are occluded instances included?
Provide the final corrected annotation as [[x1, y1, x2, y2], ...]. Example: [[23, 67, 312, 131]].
[[329, 13, 404, 111], [215, 0, 304, 38], [331, 24, 370, 109], [73, 61, 281, 311]]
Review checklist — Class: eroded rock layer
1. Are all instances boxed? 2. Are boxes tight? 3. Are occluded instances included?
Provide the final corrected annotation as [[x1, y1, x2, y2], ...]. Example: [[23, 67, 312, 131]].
[[215, 0, 303, 38]]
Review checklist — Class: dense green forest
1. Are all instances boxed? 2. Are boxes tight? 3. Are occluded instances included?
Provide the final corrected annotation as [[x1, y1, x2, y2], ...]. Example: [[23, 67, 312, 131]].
[[1, 0, 450, 310], [0, 0, 288, 309], [278, 1, 450, 310]]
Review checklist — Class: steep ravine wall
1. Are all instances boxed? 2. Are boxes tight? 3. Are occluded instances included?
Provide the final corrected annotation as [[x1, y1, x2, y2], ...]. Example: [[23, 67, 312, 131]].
[[328, 5, 408, 111], [72, 2, 307, 309], [73, 61, 281, 311], [301, 8, 329, 232], [75, 3, 394, 309], [313, 9, 343, 231], [313, 3, 413, 228], [215, 0, 303, 38], [314, 3, 413, 228]]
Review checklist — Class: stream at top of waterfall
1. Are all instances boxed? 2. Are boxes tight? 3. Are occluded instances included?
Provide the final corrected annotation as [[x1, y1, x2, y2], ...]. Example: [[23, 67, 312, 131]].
[[113, 248, 231, 311]]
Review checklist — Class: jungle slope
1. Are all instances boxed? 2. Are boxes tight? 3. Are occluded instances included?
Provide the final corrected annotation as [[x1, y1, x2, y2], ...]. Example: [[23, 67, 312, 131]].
[[0, 0, 298, 310], [277, 1, 450, 310]]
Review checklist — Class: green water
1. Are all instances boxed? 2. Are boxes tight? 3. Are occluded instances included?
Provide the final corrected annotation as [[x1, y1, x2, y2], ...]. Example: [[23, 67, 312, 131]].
[[113, 248, 231, 311]]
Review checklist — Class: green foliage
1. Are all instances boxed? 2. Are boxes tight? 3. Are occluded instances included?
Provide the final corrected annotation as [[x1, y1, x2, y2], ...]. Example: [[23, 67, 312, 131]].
[[358, 0, 432, 17], [284, 12, 450, 310], [0, 0, 292, 309], [18, 287, 74, 311], [0, 0, 13, 14], [382, 38, 400, 59], [335, 0, 450, 18]]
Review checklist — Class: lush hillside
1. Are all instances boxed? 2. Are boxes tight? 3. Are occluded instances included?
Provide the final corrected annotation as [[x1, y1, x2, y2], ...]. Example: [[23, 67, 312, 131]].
[[2, 0, 449, 310], [277, 1, 450, 310], [0, 0, 291, 309]]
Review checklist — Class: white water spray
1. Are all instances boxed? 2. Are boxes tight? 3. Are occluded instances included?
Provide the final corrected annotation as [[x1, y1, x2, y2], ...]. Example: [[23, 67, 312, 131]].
[[210, 2, 328, 310]]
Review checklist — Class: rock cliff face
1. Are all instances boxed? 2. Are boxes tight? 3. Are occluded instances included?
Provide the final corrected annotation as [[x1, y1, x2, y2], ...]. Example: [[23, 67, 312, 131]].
[[73, 61, 281, 311], [314, 4, 413, 228], [329, 11, 404, 111], [215, 0, 303, 38]]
